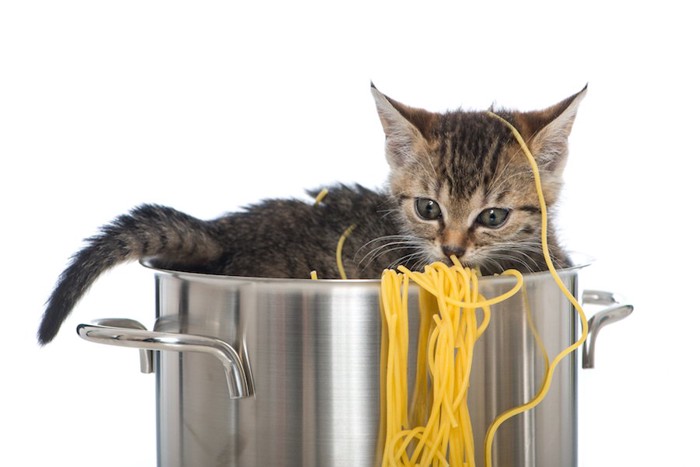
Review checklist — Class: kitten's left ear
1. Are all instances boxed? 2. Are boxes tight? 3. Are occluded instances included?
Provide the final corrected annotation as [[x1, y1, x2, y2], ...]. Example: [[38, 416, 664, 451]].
[[371, 83, 436, 169], [524, 85, 588, 174]]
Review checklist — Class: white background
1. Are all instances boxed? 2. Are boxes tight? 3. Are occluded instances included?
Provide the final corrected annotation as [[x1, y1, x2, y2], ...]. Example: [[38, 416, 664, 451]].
[[1, 1, 697, 466]]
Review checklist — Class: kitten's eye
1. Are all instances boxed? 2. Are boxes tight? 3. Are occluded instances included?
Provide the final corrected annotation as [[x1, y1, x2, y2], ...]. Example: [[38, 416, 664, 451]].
[[476, 208, 510, 228], [415, 198, 442, 221]]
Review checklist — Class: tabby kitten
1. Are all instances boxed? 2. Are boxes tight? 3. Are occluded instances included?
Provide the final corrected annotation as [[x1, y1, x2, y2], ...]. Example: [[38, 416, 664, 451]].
[[38, 84, 586, 344]]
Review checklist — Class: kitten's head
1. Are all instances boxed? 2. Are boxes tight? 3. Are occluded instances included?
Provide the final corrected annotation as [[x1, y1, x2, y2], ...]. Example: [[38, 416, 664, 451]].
[[371, 84, 586, 273]]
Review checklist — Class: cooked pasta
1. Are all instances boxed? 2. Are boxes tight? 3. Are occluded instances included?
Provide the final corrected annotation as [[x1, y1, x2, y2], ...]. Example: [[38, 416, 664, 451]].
[[336, 224, 356, 280], [375, 113, 589, 467], [379, 260, 523, 466], [319, 111, 589, 465], [314, 187, 329, 206], [482, 111, 589, 467]]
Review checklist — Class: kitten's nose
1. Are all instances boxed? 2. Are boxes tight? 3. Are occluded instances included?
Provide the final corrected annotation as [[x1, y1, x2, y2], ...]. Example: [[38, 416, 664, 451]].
[[441, 245, 466, 259]]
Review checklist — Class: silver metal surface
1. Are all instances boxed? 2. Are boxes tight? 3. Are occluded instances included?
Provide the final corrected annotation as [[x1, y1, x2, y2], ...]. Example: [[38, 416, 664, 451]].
[[82, 318, 155, 373], [581, 290, 634, 369], [77, 320, 253, 399], [78, 261, 632, 467]]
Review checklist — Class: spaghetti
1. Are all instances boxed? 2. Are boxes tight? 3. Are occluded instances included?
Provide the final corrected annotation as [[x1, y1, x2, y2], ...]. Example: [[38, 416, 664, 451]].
[[482, 111, 588, 467], [314, 187, 329, 206], [336, 224, 356, 280], [379, 260, 522, 466], [375, 112, 588, 466]]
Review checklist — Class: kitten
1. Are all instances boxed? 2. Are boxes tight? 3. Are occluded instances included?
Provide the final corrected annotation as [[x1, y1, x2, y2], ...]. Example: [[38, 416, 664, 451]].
[[38, 84, 586, 345]]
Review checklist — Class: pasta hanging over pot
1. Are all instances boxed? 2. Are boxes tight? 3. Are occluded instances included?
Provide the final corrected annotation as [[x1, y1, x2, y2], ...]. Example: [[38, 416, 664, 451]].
[[379, 260, 522, 466], [376, 112, 590, 467]]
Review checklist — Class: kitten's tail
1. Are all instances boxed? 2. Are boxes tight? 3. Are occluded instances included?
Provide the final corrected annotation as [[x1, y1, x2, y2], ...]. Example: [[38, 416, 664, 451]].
[[38, 204, 224, 345]]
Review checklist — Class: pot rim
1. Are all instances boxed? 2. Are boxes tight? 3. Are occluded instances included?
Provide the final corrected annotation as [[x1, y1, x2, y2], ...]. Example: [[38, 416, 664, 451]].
[[141, 252, 593, 287]]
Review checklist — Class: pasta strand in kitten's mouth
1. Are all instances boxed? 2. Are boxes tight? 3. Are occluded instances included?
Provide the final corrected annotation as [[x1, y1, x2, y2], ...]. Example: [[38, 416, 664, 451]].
[[379, 114, 589, 466], [379, 259, 523, 466]]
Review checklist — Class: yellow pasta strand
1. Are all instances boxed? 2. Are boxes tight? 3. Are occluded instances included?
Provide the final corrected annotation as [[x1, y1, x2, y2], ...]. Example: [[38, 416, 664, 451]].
[[377, 113, 589, 467], [312, 111, 585, 466], [336, 224, 356, 280], [481, 111, 589, 467], [314, 187, 329, 206], [380, 261, 522, 467], [309, 188, 330, 277]]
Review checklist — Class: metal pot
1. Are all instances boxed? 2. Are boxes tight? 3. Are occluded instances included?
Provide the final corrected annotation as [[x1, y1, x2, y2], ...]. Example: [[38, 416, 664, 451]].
[[78, 260, 632, 467]]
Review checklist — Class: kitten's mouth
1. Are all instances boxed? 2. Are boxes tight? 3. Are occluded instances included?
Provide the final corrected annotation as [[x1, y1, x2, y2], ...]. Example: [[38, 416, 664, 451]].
[[440, 254, 472, 269], [437, 249, 487, 274], [429, 245, 478, 271]]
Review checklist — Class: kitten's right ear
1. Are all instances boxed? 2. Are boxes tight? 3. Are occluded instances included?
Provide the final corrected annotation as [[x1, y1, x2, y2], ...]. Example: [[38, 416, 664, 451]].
[[371, 84, 434, 169]]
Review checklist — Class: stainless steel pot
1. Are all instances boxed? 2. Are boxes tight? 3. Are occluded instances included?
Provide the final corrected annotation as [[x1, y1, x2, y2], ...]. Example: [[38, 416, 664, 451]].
[[78, 260, 632, 467]]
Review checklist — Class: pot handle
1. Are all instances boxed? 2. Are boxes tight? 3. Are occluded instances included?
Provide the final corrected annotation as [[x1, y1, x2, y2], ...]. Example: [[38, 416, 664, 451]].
[[76, 319, 254, 399], [581, 290, 634, 369]]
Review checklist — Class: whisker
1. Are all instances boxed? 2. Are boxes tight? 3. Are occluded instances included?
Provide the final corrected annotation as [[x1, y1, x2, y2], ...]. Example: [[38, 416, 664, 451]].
[[360, 244, 423, 267], [388, 251, 429, 270], [355, 232, 428, 272]]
